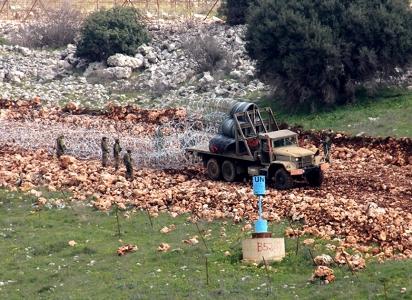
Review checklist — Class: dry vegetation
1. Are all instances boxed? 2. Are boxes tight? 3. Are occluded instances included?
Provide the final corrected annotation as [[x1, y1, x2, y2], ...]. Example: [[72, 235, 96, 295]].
[[8, 3, 83, 48], [0, 0, 221, 18], [183, 34, 233, 74]]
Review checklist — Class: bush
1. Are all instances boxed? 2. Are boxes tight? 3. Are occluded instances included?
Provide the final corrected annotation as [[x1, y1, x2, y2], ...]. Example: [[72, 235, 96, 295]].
[[183, 35, 232, 74], [0, 36, 6, 45], [219, 0, 255, 25], [10, 3, 82, 48], [246, 0, 412, 109], [76, 7, 149, 62]]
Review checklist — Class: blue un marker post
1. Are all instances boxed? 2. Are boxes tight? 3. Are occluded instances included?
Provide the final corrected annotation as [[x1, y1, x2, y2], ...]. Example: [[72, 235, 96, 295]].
[[252, 176, 268, 233], [242, 175, 285, 263]]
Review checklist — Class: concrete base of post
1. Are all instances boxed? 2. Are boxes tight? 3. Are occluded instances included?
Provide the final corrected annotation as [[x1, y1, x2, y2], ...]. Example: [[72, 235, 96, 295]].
[[242, 237, 285, 263]]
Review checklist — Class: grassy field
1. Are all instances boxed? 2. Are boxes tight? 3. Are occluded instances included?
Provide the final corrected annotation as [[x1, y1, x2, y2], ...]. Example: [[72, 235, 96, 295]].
[[1, 188, 412, 299], [258, 89, 412, 138]]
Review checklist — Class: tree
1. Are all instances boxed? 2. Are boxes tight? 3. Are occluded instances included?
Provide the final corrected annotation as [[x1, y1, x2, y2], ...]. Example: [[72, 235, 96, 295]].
[[76, 7, 149, 61], [219, 0, 255, 25], [246, 0, 412, 109]]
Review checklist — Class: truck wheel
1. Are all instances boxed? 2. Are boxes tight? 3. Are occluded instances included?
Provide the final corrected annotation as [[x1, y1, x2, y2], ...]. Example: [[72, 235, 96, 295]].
[[306, 168, 324, 187], [207, 158, 221, 180], [274, 168, 293, 190], [221, 160, 236, 182]]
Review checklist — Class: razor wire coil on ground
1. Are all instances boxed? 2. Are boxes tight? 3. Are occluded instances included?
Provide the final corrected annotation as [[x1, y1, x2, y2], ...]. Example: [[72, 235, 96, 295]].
[[0, 118, 215, 169]]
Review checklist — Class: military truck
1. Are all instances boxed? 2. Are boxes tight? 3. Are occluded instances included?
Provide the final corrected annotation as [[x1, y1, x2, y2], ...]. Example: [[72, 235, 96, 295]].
[[186, 103, 328, 189]]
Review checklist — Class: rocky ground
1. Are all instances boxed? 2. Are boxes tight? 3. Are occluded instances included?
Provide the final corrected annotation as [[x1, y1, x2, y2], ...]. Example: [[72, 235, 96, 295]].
[[0, 98, 211, 168], [1, 18, 411, 116], [1, 19, 412, 265], [0, 19, 267, 115], [0, 100, 411, 262]]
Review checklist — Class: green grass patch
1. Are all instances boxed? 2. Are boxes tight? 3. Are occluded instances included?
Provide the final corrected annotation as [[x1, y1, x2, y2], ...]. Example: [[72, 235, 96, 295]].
[[1, 188, 412, 299], [258, 89, 412, 138]]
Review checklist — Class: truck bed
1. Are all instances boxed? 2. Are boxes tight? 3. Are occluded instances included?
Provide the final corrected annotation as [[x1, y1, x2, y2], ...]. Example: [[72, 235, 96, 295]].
[[186, 146, 256, 162]]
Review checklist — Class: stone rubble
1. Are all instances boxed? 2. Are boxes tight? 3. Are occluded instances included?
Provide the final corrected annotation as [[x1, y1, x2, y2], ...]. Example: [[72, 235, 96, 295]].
[[0, 101, 411, 261], [0, 20, 269, 113]]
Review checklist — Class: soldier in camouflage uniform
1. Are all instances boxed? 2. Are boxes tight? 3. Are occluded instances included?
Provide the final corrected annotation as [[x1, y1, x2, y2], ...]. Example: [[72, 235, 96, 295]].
[[321, 133, 332, 163], [123, 149, 133, 181], [154, 126, 164, 151], [101, 137, 109, 167], [113, 138, 122, 171], [56, 135, 66, 158]]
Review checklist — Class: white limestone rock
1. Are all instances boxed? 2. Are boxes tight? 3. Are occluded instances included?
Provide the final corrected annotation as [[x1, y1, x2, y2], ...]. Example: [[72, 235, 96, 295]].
[[107, 53, 144, 70]]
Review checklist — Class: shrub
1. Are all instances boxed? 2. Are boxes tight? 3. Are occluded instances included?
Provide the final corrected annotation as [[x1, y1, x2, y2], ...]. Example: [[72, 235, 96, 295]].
[[183, 35, 232, 74], [246, 0, 412, 109], [10, 2, 82, 48], [76, 7, 149, 62], [0, 36, 6, 45], [219, 0, 255, 25]]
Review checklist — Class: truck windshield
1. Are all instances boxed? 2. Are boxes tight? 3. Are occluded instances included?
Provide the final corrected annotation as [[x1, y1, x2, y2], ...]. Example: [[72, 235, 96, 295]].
[[272, 136, 297, 147]]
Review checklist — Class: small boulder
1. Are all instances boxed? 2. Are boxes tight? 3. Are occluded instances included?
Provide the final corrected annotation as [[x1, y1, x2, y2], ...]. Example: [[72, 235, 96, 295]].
[[6, 70, 25, 83], [107, 53, 144, 69], [84, 62, 106, 77], [310, 266, 335, 284], [134, 53, 144, 61], [64, 53, 79, 65], [137, 44, 154, 56], [230, 70, 243, 79], [157, 243, 171, 252], [37, 68, 58, 81], [199, 72, 214, 84], [59, 155, 77, 169], [64, 101, 79, 112], [16, 46, 31, 56], [166, 43, 176, 52], [366, 202, 386, 218], [117, 244, 138, 256], [146, 51, 158, 64], [105, 67, 132, 80], [85, 65, 132, 80], [314, 254, 333, 266], [60, 44, 76, 59], [57, 60, 73, 70], [245, 69, 254, 78]]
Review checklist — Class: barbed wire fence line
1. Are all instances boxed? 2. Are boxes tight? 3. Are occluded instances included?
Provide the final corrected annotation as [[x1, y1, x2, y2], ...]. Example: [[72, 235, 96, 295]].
[[0, 0, 222, 20], [168, 98, 237, 119], [0, 117, 216, 169]]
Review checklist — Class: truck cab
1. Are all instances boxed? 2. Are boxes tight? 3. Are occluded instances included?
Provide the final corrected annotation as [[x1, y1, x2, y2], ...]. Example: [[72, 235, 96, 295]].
[[257, 130, 328, 189]]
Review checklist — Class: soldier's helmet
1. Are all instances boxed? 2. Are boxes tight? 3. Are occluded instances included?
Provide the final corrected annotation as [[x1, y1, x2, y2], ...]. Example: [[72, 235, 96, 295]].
[[127, 149, 132, 154], [102, 136, 107, 140], [115, 138, 120, 143]]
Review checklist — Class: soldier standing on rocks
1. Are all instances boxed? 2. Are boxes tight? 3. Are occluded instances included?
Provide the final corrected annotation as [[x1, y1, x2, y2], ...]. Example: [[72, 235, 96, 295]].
[[56, 135, 66, 158], [321, 131, 332, 163], [101, 137, 109, 167], [113, 138, 122, 171], [154, 126, 164, 151], [123, 149, 133, 181]]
